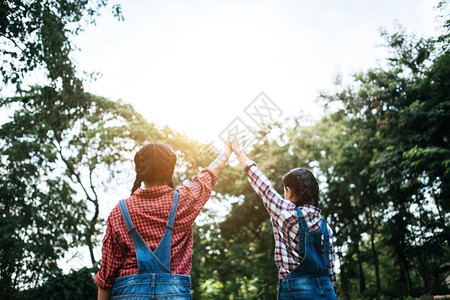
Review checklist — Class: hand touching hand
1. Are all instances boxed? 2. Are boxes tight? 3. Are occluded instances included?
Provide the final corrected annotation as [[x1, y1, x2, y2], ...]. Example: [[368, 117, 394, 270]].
[[228, 134, 241, 154], [227, 134, 249, 167]]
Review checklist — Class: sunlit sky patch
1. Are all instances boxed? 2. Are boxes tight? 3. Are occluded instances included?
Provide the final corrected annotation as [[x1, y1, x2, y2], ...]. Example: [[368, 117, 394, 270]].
[[72, 0, 439, 144]]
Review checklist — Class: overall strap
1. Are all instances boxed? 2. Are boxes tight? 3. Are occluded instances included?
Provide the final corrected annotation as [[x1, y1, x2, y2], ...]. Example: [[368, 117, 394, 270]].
[[295, 207, 308, 254], [119, 199, 157, 270], [119, 199, 135, 231], [320, 218, 330, 267], [118, 191, 180, 273], [154, 191, 179, 269], [287, 209, 331, 279]]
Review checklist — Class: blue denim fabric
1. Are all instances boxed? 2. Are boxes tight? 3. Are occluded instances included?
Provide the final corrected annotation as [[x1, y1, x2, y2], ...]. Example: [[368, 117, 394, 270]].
[[111, 191, 192, 299], [278, 208, 337, 300]]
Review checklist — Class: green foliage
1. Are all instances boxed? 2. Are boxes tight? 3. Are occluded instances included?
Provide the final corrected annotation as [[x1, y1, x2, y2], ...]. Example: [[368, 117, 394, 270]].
[[0, 0, 122, 90], [305, 22, 449, 299], [24, 267, 97, 299], [1, 1, 449, 299]]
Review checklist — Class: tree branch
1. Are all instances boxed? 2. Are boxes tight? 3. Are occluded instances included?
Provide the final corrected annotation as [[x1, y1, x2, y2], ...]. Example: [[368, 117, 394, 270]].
[[0, 34, 25, 52], [54, 140, 94, 203]]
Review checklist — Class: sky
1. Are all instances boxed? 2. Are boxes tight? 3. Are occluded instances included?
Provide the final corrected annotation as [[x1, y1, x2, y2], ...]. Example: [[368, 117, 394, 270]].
[[73, 0, 441, 146]]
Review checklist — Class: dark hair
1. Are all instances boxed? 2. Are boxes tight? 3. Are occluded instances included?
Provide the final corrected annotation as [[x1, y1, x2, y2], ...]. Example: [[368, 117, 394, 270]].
[[282, 168, 319, 207], [131, 142, 177, 195]]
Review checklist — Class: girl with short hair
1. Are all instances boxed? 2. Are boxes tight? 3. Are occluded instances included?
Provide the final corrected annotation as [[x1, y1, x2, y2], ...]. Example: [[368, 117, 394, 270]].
[[230, 137, 337, 300]]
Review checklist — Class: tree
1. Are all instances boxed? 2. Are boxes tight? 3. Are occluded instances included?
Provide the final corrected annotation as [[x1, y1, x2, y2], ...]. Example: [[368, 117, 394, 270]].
[[0, 86, 218, 297], [0, 0, 122, 90], [0, 90, 135, 295], [24, 267, 98, 299], [309, 22, 450, 298]]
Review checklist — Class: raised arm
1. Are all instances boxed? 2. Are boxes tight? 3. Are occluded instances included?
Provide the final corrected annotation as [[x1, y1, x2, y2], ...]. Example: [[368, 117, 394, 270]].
[[175, 140, 232, 223], [209, 140, 232, 176], [229, 136, 294, 221]]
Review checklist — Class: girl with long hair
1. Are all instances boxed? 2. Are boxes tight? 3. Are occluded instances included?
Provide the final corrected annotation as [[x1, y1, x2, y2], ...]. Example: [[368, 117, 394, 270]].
[[95, 141, 231, 299]]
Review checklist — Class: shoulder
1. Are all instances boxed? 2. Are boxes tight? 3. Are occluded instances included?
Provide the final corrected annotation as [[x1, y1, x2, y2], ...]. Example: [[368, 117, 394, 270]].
[[106, 197, 132, 230], [276, 202, 299, 225], [298, 204, 322, 218], [108, 202, 121, 223]]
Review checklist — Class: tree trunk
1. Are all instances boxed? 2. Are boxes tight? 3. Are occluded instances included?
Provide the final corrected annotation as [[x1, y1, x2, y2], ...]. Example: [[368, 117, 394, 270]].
[[415, 248, 430, 292], [367, 195, 381, 298], [356, 241, 366, 294], [431, 188, 450, 251], [405, 259, 413, 294], [398, 255, 409, 298], [339, 256, 351, 299], [416, 204, 431, 292], [56, 140, 100, 268], [397, 202, 410, 297]]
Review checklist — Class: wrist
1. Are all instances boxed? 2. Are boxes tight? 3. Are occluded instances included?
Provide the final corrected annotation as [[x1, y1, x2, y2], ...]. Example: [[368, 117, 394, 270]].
[[243, 160, 255, 173], [236, 149, 245, 158]]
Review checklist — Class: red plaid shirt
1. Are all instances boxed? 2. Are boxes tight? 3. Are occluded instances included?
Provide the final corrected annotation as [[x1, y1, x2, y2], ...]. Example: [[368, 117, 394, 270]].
[[243, 161, 337, 287], [95, 168, 218, 290]]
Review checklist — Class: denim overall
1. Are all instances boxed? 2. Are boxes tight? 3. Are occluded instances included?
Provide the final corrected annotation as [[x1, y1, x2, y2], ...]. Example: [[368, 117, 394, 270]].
[[278, 208, 337, 299], [111, 191, 192, 299]]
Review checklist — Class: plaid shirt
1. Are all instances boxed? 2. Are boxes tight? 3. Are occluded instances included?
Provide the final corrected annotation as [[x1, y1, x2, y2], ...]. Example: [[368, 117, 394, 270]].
[[95, 168, 218, 290], [243, 161, 336, 287]]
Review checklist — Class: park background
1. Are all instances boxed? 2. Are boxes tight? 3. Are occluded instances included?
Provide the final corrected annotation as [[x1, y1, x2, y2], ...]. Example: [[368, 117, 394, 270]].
[[0, 0, 449, 299]]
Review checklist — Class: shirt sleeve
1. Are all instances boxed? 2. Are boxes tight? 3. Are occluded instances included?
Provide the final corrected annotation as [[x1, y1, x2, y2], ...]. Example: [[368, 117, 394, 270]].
[[242, 160, 295, 222], [94, 212, 126, 290], [177, 167, 218, 222], [327, 224, 337, 289]]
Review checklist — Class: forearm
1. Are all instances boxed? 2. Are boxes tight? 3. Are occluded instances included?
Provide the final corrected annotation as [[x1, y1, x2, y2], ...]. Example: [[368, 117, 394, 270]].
[[234, 148, 250, 167], [328, 230, 337, 289], [95, 220, 125, 299], [209, 151, 231, 176], [98, 287, 111, 300], [241, 160, 291, 222]]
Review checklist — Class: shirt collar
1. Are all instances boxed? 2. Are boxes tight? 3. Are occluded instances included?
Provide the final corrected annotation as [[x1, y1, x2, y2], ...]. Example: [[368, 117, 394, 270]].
[[299, 204, 321, 215], [132, 185, 173, 198]]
